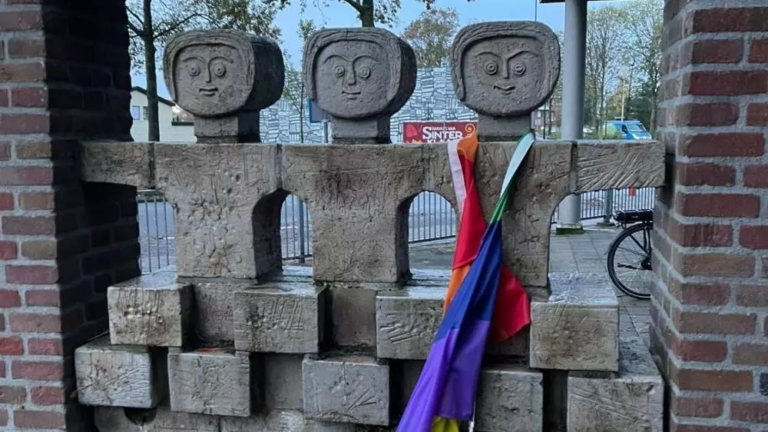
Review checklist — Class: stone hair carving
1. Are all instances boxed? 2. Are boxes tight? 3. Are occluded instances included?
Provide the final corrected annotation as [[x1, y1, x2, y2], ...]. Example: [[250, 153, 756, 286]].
[[451, 21, 560, 140], [163, 30, 285, 143], [303, 28, 416, 144]]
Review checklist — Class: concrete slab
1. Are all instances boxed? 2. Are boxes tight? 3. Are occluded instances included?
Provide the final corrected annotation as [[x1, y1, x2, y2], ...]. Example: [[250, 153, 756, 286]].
[[108, 270, 192, 347], [568, 335, 663, 432], [303, 355, 390, 426], [168, 349, 253, 417], [530, 273, 619, 371], [75, 336, 165, 408], [475, 363, 544, 432], [233, 283, 327, 353]]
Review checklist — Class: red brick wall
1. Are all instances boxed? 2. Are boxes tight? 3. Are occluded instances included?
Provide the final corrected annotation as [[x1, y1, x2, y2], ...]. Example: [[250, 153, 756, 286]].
[[0, 0, 137, 430], [654, 2, 768, 430]]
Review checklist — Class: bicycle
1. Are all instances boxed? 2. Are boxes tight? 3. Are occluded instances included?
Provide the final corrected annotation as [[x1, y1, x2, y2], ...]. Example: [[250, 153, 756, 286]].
[[607, 209, 653, 300]]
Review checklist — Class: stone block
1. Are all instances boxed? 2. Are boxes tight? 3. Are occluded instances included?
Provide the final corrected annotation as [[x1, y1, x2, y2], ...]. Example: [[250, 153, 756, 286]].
[[530, 273, 619, 371], [75, 337, 165, 408], [80, 141, 154, 188], [222, 410, 305, 432], [303, 355, 390, 426], [168, 349, 253, 417], [331, 286, 378, 347], [233, 283, 327, 353], [188, 280, 256, 344], [573, 140, 665, 193], [376, 287, 443, 360], [108, 270, 192, 347], [264, 354, 304, 410], [475, 364, 543, 432], [95, 407, 220, 432], [568, 335, 663, 432]]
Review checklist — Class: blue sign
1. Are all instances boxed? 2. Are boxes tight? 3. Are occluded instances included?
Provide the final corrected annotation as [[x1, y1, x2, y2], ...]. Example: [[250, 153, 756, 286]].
[[308, 98, 330, 123]]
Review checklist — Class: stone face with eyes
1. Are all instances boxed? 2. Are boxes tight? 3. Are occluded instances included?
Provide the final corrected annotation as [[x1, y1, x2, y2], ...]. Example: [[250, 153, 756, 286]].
[[451, 22, 560, 119], [464, 37, 544, 116], [314, 40, 390, 119], [173, 43, 248, 117]]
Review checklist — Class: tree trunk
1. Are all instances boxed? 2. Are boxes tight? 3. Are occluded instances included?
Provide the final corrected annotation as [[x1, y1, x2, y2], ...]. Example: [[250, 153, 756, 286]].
[[360, 0, 374, 27], [144, 0, 160, 142]]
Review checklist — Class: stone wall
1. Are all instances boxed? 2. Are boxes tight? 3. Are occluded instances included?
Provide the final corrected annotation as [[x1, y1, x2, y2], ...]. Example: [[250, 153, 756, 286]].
[[652, 1, 768, 430], [70, 22, 667, 432]]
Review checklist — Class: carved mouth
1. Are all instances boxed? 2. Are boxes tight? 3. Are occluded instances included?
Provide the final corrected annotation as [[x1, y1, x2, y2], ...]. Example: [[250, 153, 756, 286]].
[[342, 89, 361, 99], [199, 87, 219, 96], [494, 84, 516, 94]]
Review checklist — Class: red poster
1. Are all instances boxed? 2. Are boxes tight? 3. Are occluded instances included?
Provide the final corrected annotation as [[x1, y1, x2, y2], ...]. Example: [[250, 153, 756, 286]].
[[402, 121, 478, 144]]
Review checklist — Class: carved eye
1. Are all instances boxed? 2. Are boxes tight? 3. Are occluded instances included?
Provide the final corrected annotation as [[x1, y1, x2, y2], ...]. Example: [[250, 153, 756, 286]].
[[513, 63, 526, 76], [187, 63, 201, 78], [358, 66, 371, 79], [334, 65, 345, 77], [213, 63, 227, 78], [484, 61, 498, 75]]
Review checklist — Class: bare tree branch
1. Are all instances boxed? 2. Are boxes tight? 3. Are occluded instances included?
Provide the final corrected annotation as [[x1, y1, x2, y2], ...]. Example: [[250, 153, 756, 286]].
[[126, 6, 146, 36], [342, 0, 364, 13], [154, 13, 203, 39]]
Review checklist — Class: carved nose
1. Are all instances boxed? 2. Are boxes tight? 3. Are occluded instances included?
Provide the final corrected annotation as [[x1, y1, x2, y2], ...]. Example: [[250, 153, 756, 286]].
[[345, 71, 357, 86]]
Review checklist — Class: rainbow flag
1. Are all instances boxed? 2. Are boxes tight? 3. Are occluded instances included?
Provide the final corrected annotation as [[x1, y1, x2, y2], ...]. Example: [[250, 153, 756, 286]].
[[397, 132, 534, 432]]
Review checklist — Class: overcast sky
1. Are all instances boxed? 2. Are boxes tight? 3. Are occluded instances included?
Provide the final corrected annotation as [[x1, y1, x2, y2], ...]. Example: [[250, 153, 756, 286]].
[[133, 0, 624, 98]]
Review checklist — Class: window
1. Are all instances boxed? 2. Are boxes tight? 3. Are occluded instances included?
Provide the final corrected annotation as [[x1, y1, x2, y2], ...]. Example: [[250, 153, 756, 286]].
[[142, 107, 148, 121], [131, 106, 141, 120]]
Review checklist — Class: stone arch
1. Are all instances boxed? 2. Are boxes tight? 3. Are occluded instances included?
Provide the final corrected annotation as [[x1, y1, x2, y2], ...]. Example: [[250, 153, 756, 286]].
[[252, 188, 313, 278], [397, 190, 459, 276]]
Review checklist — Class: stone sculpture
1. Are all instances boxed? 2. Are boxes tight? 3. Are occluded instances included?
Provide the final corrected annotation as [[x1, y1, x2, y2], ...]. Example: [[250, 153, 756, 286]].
[[303, 28, 416, 144], [164, 30, 284, 143], [451, 21, 560, 141]]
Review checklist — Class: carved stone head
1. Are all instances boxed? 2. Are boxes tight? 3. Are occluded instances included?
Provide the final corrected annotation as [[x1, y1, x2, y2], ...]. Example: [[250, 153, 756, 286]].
[[451, 22, 560, 118], [303, 28, 416, 121], [164, 30, 284, 118]]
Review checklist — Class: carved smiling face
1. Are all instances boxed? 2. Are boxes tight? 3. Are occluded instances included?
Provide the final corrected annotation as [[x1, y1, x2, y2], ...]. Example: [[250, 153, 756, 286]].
[[173, 43, 248, 116], [461, 36, 546, 116], [314, 40, 390, 118]]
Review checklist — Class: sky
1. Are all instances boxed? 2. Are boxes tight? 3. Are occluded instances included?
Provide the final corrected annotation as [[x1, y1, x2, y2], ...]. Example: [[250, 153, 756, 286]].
[[132, 0, 623, 98]]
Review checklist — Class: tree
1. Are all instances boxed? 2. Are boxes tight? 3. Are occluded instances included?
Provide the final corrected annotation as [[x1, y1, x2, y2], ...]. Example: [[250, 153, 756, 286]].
[[401, 7, 460, 68], [584, 5, 626, 138], [127, 0, 284, 141], [283, 19, 319, 143], [619, 0, 663, 133]]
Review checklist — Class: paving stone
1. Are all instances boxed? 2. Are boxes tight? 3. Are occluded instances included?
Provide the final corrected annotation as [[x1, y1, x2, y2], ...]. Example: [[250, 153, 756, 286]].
[[475, 364, 544, 432], [264, 354, 304, 410], [568, 335, 663, 432], [303, 355, 390, 426], [75, 336, 165, 408], [108, 270, 192, 347], [233, 283, 327, 353], [168, 349, 253, 417], [530, 273, 619, 371]]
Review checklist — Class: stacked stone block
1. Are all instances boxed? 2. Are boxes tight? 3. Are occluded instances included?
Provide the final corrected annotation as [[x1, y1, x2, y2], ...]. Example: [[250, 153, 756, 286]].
[[72, 23, 666, 432]]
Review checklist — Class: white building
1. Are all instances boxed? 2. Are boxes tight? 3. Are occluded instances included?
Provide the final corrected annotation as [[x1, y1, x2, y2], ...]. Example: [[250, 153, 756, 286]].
[[130, 87, 194, 142]]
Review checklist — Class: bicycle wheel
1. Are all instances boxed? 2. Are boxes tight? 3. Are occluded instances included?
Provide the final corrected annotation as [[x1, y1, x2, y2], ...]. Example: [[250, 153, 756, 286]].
[[607, 223, 653, 300]]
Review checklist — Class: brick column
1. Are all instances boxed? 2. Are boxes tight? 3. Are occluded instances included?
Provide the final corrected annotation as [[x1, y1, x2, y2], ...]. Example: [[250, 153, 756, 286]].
[[0, 0, 138, 430], [654, 2, 768, 430]]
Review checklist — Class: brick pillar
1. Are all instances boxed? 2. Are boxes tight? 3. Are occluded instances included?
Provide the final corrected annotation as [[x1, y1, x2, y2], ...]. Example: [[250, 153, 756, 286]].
[[654, 2, 768, 430], [0, 0, 137, 430]]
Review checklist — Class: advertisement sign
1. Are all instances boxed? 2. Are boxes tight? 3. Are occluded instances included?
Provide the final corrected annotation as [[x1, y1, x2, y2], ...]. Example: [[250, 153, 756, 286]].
[[402, 121, 478, 144]]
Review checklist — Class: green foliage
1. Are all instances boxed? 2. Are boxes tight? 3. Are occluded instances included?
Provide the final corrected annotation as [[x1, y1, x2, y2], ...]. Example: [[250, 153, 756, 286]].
[[401, 7, 460, 67]]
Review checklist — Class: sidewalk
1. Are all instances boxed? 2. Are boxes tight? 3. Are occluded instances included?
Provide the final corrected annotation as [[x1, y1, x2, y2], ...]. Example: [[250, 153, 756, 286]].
[[410, 226, 652, 345]]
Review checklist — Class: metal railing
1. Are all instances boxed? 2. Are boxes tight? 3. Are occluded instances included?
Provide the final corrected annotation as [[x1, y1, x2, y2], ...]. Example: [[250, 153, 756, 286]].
[[138, 187, 656, 272]]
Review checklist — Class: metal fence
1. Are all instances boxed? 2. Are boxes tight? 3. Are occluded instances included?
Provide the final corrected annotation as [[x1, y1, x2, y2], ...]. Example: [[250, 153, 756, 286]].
[[138, 187, 656, 272]]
